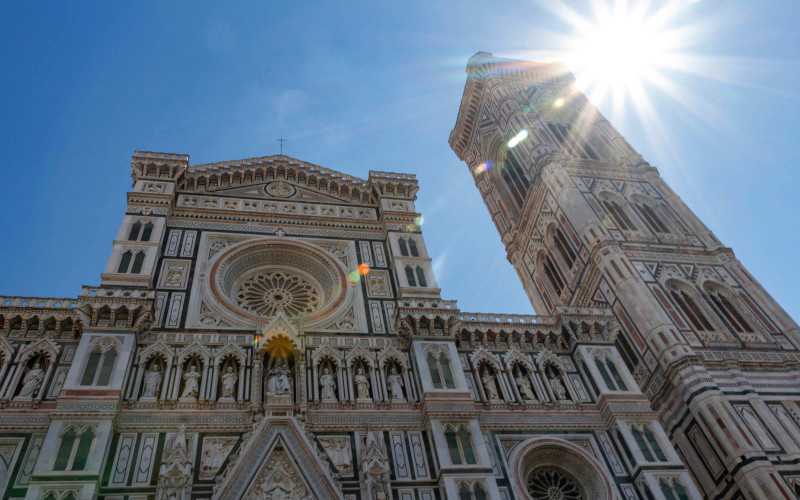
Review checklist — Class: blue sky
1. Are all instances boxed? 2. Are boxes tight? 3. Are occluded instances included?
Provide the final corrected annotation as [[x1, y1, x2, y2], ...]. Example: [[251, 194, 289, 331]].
[[1, 1, 798, 321]]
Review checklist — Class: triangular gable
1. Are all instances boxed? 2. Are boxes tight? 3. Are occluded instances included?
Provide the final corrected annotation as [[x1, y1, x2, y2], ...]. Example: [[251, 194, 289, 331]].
[[213, 417, 341, 499], [214, 182, 350, 204]]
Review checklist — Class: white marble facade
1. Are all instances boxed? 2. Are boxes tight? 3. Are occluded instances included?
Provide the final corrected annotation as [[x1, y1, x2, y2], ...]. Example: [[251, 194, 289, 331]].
[[0, 54, 795, 500]]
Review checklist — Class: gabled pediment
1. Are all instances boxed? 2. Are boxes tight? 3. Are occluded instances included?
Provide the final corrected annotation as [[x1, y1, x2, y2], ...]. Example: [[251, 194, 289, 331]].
[[213, 416, 341, 499], [181, 154, 377, 205]]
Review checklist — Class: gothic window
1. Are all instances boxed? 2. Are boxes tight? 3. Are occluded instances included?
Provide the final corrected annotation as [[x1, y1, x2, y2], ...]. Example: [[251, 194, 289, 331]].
[[632, 425, 666, 462], [141, 222, 154, 242], [541, 254, 566, 296], [415, 267, 427, 287], [81, 346, 118, 386], [500, 150, 530, 209], [408, 238, 419, 257], [54, 427, 94, 471], [547, 122, 600, 161], [405, 265, 416, 287], [706, 288, 753, 333], [445, 426, 476, 465], [458, 483, 487, 500], [660, 479, 689, 500], [426, 349, 455, 389], [128, 221, 141, 241], [670, 289, 714, 332], [118, 251, 132, 273], [636, 202, 669, 233], [594, 354, 628, 391], [131, 251, 145, 274], [553, 228, 576, 269], [602, 199, 637, 231], [399, 238, 409, 256]]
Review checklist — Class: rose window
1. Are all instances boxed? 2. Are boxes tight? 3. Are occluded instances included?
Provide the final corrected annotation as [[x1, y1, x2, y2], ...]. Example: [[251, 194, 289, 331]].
[[526, 468, 583, 500], [235, 271, 321, 317]]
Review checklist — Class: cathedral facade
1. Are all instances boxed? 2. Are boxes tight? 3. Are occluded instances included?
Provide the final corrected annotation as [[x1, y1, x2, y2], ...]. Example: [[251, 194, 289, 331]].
[[0, 53, 796, 500]]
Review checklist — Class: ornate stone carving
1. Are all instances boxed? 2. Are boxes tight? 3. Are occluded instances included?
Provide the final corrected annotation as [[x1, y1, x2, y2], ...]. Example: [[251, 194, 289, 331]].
[[319, 366, 337, 401], [156, 425, 193, 500], [245, 446, 310, 499], [319, 436, 353, 476], [361, 431, 391, 500], [180, 365, 201, 400], [199, 436, 236, 480], [236, 271, 321, 318]]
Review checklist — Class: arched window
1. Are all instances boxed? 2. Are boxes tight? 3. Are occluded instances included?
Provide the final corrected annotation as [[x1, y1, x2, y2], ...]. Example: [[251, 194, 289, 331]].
[[541, 255, 566, 296], [408, 238, 419, 257], [602, 199, 637, 231], [53, 428, 76, 471], [43, 493, 57, 500], [631, 427, 654, 461], [445, 426, 476, 465], [644, 427, 666, 461], [131, 252, 145, 274], [660, 479, 688, 500], [427, 353, 442, 388], [553, 228, 576, 269], [141, 222, 154, 242], [80, 349, 102, 385], [458, 483, 487, 500], [660, 480, 676, 500], [500, 150, 530, 209], [128, 221, 141, 241], [71, 428, 94, 470], [405, 265, 416, 287], [670, 289, 714, 331], [399, 238, 409, 256], [607, 359, 628, 391], [97, 349, 117, 385], [117, 251, 132, 273], [415, 267, 427, 287], [632, 425, 665, 462], [595, 357, 616, 391], [706, 289, 753, 333], [637, 203, 669, 233], [426, 349, 455, 389]]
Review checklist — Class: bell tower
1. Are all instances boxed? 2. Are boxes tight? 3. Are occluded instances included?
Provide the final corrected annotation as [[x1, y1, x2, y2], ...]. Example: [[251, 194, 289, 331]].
[[451, 52, 800, 498]]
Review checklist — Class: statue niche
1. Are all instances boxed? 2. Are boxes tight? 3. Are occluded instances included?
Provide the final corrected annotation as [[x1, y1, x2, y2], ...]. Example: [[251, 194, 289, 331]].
[[264, 349, 294, 405], [218, 357, 240, 402], [15, 354, 47, 400], [385, 361, 405, 402], [140, 357, 165, 401], [179, 356, 203, 402], [545, 363, 570, 402]]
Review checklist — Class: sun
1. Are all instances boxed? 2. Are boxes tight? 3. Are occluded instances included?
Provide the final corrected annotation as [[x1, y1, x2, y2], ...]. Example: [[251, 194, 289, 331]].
[[539, 0, 701, 116]]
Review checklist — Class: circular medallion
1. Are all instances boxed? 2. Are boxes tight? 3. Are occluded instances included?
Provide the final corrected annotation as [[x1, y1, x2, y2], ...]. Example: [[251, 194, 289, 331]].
[[265, 181, 296, 198], [209, 239, 348, 323]]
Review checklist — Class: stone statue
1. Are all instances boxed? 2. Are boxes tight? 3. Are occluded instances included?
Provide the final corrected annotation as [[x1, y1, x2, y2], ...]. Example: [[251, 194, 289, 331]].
[[319, 366, 337, 401], [355, 367, 371, 401], [549, 371, 568, 401], [386, 366, 405, 401], [143, 363, 163, 399], [221, 365, 238, 400], [265, 358, 292, 397], [481, 369, 500, 400], [180, 365, 201, 399], [515, 371, 536, 400], [17, 362, 44, 398]]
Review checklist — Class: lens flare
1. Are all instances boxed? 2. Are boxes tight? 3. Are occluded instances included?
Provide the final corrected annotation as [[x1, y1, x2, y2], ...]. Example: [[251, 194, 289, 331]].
[[348, 270, 361, 283], [414, 216, 424, 226], [507, 129, 529, 148], [553, 97, 565, 108], [252, 336, 262, 347], [358, 263, 370, 275]]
